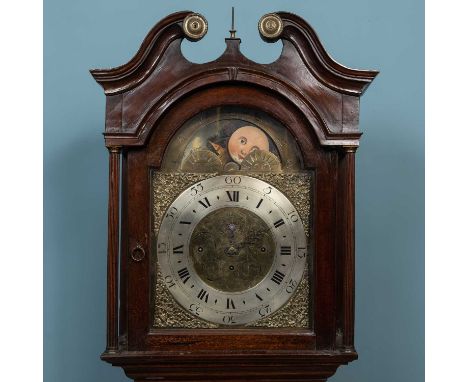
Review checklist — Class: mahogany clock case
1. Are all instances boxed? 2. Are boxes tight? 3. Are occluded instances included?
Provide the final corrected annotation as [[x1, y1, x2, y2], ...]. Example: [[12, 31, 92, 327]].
[[90, 10, 378, 381]]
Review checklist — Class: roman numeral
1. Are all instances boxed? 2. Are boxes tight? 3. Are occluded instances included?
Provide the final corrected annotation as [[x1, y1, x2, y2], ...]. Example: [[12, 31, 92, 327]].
[[256, 198, 264, 208], [197, 289, 209, 303], [226, 190, 239, 202], [177, 267, 190, 283], [226, 298, 236, 309], [173, 244, 184, 254], [255, 293, 263, 301], [280, 246, 291, 255], [271, 270, 285, 285], [198, 197, 211, 209], [273, 219, 285, 228]]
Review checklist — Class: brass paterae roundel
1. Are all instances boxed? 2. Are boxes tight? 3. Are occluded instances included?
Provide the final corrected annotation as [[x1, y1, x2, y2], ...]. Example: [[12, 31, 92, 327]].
[[258, 13, 283, 40], [189, 207, 275, 293], [183, 13, 208, 41]]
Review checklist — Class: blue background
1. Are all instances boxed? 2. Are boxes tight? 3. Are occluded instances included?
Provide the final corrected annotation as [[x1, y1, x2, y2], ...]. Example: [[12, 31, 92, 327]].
[[44, 1, 424, 381]]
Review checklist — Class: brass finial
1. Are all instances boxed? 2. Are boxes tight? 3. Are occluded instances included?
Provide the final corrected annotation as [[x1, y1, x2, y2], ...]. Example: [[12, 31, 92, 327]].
[[229, 7, 237, 38], [183, 13, 208, 41], [258, 13, 283, 40]]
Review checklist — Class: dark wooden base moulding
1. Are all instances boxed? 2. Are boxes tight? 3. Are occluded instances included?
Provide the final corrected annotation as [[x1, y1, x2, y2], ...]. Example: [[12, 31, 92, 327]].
[[102, 350, 357, 381]]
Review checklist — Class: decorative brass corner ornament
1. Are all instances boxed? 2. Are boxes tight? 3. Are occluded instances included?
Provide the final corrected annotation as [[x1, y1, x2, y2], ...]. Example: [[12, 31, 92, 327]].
[[183, 13, 208, 41], [258, 13, 284, 40]]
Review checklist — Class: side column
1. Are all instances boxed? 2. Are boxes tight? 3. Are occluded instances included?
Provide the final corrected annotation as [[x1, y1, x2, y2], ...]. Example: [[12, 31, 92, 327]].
[[342, 146, 356, 351], [106, 146, 121, 353]]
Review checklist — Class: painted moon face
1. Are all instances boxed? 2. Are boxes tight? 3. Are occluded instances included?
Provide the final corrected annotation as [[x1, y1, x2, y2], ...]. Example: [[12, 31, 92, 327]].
[[227, 126, 269, 164]]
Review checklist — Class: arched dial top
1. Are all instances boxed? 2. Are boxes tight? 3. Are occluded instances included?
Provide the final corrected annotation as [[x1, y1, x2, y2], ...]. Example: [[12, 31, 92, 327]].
[[157, 175, 307, 326]]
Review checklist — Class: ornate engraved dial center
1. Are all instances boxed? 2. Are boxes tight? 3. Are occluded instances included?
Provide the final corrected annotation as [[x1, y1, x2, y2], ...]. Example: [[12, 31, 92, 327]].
[[189, 207, 275, 293]]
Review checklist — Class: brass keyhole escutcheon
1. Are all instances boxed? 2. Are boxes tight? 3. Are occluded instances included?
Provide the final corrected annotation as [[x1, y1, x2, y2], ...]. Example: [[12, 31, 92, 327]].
[[131, 244, 146, 262]]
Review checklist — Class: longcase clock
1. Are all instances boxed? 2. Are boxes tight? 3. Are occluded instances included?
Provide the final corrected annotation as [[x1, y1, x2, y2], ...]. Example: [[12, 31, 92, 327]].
[[91, 10, 378, 381]]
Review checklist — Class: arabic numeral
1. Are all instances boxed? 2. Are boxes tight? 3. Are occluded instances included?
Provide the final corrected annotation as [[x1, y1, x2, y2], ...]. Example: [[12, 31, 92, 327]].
[[288, 210, 299, 222], [222, 315, 237, 325], [263, 186, 272, 194], [297, 247, 306, 258], [158, 243, 167, 254], [190, 183, 203, 196], [189, 304, 203, 316], [166, 206, 178, 219], [286, 279, 298, 294], [164, 275, 176, 288], [258, 305, 272, 317], [225, 176, 241, 184]]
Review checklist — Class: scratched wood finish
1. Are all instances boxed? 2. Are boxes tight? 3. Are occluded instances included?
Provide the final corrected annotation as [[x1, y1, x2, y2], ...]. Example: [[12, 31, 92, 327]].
[[91, 10, 378, 381]]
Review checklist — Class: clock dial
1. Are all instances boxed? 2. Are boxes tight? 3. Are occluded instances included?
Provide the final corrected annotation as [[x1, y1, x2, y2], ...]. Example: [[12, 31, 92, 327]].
[[157, 175, 307, 325]]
